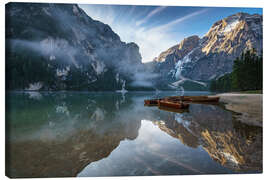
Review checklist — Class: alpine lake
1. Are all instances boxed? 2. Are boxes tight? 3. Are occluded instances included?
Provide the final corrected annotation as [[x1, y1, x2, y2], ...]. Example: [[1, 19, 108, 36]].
[[6, 91, 262, 177]]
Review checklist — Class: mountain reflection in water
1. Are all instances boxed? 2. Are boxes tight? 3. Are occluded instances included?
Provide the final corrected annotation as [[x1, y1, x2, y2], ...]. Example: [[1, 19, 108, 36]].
[[6, 91, 262, 178]]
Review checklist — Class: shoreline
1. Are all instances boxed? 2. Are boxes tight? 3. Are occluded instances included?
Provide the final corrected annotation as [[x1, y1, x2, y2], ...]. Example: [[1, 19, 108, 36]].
[[217, 93, 262, 127]]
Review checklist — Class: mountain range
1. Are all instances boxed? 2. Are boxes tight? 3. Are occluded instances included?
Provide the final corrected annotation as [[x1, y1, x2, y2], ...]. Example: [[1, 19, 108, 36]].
[[5, 3, 263, 91], [153, 12, 262, 89]]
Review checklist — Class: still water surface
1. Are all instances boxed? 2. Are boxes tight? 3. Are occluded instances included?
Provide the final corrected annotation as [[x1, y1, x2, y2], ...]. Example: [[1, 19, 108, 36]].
[[6, 91, 262, 177]]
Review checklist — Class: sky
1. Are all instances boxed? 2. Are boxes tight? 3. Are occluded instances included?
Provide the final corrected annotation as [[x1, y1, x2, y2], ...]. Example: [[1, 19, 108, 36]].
[[79, 4, 262, 63]]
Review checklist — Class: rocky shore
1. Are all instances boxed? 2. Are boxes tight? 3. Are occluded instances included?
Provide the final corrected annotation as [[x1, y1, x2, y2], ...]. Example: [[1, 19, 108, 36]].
[[217, 93, 262, 127]]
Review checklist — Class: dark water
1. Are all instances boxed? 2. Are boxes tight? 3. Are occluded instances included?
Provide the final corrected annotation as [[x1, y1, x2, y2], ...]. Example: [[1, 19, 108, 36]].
[[5, 91, 262, 178]]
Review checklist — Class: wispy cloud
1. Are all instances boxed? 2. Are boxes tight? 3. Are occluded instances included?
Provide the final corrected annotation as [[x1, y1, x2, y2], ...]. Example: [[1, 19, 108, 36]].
[[150, 8, 209, 32], [134, 8, 209, 62], [136, 6, 167, 26]]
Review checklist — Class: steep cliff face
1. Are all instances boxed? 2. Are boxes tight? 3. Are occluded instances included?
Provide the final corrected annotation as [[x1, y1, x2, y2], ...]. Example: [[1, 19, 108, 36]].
[[6, 3, 144, 91], [155, 13, 262, 85]]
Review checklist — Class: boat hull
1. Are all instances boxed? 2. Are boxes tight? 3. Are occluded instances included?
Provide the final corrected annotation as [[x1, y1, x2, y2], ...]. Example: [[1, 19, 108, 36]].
[[158, 100, 189, 109], [190, 97, 220, 102], [144, 99, 160, 105], [164, 96, 220, 102]]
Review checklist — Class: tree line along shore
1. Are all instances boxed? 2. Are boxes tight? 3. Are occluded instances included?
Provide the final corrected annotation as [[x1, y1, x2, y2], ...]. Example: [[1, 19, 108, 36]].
[[210, 49, 262, 93]]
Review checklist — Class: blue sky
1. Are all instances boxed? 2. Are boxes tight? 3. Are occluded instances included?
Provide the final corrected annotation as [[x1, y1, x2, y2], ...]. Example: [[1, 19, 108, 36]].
[[79, 4, 262, 63]]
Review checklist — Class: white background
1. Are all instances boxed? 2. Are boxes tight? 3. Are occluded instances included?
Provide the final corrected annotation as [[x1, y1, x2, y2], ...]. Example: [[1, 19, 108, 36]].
[[0, 0, 269, 179]]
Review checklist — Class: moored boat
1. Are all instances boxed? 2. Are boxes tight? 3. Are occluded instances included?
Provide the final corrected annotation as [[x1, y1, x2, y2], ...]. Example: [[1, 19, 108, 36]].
[[144, 95, 219, 111], [158, 100, 189, 109], [144, 99, 160, 106], [164, 96, 220, 102], [189, 96, 220, 102]]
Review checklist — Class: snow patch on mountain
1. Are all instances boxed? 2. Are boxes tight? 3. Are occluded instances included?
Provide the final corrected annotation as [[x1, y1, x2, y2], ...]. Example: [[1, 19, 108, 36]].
[[222, 152, 239, 165], [223, 20, 240, 33], [175, 48, 197, 80], [172, 47, 207, 88]]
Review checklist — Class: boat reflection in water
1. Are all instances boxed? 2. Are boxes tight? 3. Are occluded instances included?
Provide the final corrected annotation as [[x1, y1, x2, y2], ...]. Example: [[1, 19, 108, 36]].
[[6, 91, 262, 178]]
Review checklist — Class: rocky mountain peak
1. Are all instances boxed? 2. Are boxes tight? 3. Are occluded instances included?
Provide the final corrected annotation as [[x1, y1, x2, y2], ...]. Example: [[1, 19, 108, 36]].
[[154, 12, 262, 87], [202, 12, 262, 55], [154, 35, 199, 64], [178, 35, 200, 50]]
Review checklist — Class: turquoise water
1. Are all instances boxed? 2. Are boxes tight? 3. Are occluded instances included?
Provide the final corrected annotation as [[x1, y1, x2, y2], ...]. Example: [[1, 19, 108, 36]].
[[6, 91, 262, 177]]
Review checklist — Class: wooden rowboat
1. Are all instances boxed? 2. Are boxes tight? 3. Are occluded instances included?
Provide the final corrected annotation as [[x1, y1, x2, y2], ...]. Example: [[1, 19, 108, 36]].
[[189, 96, 220, 102], [164, 96, 220, 103], [144, 99, 160, 106], [144, 95, 219, 111], [158, 100, 189, 109]]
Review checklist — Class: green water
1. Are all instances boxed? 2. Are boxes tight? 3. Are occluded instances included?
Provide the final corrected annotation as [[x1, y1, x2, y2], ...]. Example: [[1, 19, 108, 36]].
[[5, 91, 262, 177]]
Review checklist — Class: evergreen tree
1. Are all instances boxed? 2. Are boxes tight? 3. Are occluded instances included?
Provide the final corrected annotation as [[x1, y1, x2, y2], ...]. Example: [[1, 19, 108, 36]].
[[210, 50, 262, 92]]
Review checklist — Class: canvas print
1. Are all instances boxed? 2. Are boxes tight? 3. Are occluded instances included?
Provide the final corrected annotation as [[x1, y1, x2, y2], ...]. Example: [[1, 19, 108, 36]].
[[5, 2, 263, 178]]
